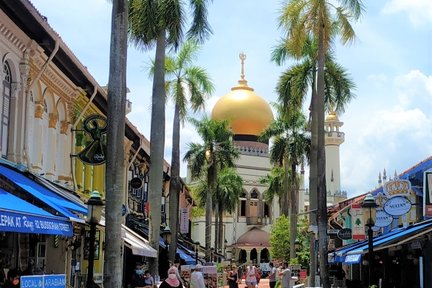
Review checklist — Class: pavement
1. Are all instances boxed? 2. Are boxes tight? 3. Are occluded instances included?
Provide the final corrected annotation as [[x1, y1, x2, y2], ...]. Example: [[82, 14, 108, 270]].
[[224, 278, 270, 288]]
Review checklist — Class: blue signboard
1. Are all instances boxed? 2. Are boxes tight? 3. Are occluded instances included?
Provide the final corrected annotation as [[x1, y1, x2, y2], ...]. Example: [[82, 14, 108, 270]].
[[21, 274, 66, 288], [0, 210, 73, 236]]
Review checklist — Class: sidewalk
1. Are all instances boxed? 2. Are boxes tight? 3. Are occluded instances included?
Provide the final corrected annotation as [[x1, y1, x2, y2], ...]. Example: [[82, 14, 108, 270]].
[[224, 278, 270, 288]]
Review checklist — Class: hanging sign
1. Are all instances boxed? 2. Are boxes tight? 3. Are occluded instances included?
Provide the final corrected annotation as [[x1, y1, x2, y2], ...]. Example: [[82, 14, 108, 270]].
[[337, 228, 352, 240], [383, 196, 411, 216], [180, 208, 189, 234], [424, 171, 432, 217], [374, 208, 393, 227], [351, 204, 365, 240], [78, 115, 107, 165]]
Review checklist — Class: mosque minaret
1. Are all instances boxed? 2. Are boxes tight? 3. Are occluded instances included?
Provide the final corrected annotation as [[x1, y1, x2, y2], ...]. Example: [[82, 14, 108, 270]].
[[324, 111, 347, 204]]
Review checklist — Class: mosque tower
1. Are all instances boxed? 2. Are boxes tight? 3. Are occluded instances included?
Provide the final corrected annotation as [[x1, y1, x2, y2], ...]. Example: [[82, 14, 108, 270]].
[[324, 111, 347, 204]]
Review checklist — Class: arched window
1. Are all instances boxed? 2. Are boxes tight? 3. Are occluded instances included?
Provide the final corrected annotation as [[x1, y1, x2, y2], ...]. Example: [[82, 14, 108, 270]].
[[1, 62, 12, 158], [239, 190, 247, 216]]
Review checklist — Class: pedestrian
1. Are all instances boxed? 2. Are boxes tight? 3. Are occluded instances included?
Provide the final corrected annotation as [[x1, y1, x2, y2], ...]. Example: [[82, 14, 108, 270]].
[[3, 269, 20, 288], [267, 262, 277, 288], [227, 265, 239, 288], [279, 262, 292, 288], [190, 264, 205, 288], [131, 263, 147, 288], [255, 266, 262, 287], [143, 270, 155, 288], [245, 263, 257, 288], [159, 266, 183, 288]]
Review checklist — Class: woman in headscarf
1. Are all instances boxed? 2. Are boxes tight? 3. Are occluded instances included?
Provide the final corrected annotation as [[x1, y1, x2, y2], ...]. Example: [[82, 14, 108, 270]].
[[159, 266, 183, 288]]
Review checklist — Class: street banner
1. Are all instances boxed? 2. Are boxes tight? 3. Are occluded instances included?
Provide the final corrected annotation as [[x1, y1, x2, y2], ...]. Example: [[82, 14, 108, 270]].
[[20, 274, 66, 288], [351, 204, 365, 240]]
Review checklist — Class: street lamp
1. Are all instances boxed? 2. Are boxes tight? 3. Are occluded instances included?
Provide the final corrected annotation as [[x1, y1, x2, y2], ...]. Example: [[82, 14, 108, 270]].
[[161, 226, 172, 256], [194, 241, 200, 264], [86, 191, 104, 288], [294, 239, 301, 253], [362, 193, 377, 287]]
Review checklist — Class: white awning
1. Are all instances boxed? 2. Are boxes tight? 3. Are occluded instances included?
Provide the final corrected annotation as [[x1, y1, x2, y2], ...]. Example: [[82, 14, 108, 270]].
[[99, 217, 157, 258], [122, 225, 157, 258]]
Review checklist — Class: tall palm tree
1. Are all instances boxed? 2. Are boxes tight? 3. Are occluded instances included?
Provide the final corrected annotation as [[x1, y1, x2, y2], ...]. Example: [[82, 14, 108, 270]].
[[273, 36, 356, 284], [261, 105, 310, 260], [128, 0, 212, 276], [193, 167, 243, 253], [277, 1, 364, 287], [183, 117, 239, 260], [260, 166, 285, 209], [104, 1, 128, 288], [157, 40, 214, 262]]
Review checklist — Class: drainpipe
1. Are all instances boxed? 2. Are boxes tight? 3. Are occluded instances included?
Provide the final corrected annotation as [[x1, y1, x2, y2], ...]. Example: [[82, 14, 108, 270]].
[[70, 87, 97, 191], [23, 39, 59, 169]]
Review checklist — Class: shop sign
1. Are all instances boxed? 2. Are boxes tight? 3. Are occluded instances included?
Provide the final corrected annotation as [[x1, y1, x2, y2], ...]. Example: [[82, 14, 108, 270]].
[[374, 208, 393, 227], [351, 204, 365, 240], [383, 196, 411, 216], [424, 171, 432, 217], [180, 208, 189, 234], [130, 177, 143, 189], [337, 228, 352, 240], [0, 211, 72, 236], [77, 115, 107, 165]]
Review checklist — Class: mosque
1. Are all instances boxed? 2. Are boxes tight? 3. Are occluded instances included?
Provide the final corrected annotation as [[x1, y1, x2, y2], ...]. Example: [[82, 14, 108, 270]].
[[189, 54, 347, 264]]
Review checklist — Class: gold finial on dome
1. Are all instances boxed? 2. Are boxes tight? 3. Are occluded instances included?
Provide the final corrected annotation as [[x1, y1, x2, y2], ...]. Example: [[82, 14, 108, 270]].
[[238, 52, 248, 86]]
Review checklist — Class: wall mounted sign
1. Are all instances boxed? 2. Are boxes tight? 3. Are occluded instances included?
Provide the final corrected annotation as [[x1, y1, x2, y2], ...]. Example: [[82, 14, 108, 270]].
[[351, 204, 365, 240], [130, 177, 143, 189], [374, 208, 393, 227], [337, 228, 352, 240], [383, 196, 412, 216], [78, 115, 107, 165]]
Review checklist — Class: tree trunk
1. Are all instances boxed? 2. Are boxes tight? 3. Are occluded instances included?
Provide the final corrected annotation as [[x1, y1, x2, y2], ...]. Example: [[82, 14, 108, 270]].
[[148, 29, 166, 278], [282, 159, 290, 216], [104, 1, 128, 287], [317, 20, 330, 288], [289, 163, 298, 260], [308, 64, 318, 288], [214, 197, 219, 254], [218, 200, 224, 254], [169, 103, 181, 263], [206, 161, 215, 261]]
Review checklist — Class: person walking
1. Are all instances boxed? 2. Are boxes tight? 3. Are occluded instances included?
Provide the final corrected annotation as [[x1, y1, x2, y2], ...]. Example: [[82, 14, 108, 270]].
[[227, 265, 239, 288], [267, 262, 277, 288], [279, 262, 292, 288], [190, 264, 205, 288], [245, 263, 257, 288], [159, 266, 183, 288]]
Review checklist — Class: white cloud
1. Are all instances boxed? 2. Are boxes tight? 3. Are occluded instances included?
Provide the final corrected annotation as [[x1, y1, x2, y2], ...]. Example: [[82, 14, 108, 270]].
[[382, 0, 432, 27]]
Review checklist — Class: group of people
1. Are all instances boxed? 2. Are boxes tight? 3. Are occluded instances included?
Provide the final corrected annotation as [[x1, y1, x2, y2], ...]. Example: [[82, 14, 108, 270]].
[[243, 262, 296, 288]]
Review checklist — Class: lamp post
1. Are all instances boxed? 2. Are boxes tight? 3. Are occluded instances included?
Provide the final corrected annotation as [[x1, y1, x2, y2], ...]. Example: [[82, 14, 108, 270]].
[[161, 226, 172, 260], [86, 191, 104, 288], [194, 241, 200, 264], [362, 193, 377, 287], [294, 238, 301, 257]]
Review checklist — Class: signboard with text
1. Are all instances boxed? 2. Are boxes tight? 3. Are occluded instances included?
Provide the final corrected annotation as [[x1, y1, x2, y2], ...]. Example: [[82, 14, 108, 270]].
[[0, 210, 72, 236], [20, 274, 66, 288]]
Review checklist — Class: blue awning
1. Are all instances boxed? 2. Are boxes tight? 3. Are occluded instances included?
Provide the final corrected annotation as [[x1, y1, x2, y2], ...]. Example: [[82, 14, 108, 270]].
[[347, 219, 432, 255], [0, 165, 85, 222], [0, 189, 73, 236]]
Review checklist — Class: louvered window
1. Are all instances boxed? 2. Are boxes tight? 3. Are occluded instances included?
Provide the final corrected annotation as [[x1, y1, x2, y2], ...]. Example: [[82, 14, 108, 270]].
[[1, 62, 11, 158]]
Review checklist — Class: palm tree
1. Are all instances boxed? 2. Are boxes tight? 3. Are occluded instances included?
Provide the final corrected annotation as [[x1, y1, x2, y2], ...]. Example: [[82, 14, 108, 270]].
[[104, 1, 128, 288], [128, 0, 212, 276], [156, 40, 214, 262], [277, 1, 364, 287], [261, 105, 310, 261], [272, 36, 356, 284], [192, 167, 243, 254], [260, 166, 285, 209], [183, 117, 239, 260]]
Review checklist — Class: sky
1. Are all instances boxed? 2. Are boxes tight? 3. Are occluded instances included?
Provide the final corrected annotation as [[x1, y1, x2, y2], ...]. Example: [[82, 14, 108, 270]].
[[30, 0, 432, 198]]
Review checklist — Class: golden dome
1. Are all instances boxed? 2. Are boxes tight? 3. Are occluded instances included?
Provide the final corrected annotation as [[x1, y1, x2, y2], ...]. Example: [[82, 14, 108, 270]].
[[211, 53, 273, 136], [326, 111, 339, 122]]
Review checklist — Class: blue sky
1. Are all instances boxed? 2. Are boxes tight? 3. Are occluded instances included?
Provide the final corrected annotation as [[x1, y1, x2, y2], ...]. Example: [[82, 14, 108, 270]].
[[30, 0, 432, 198]]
